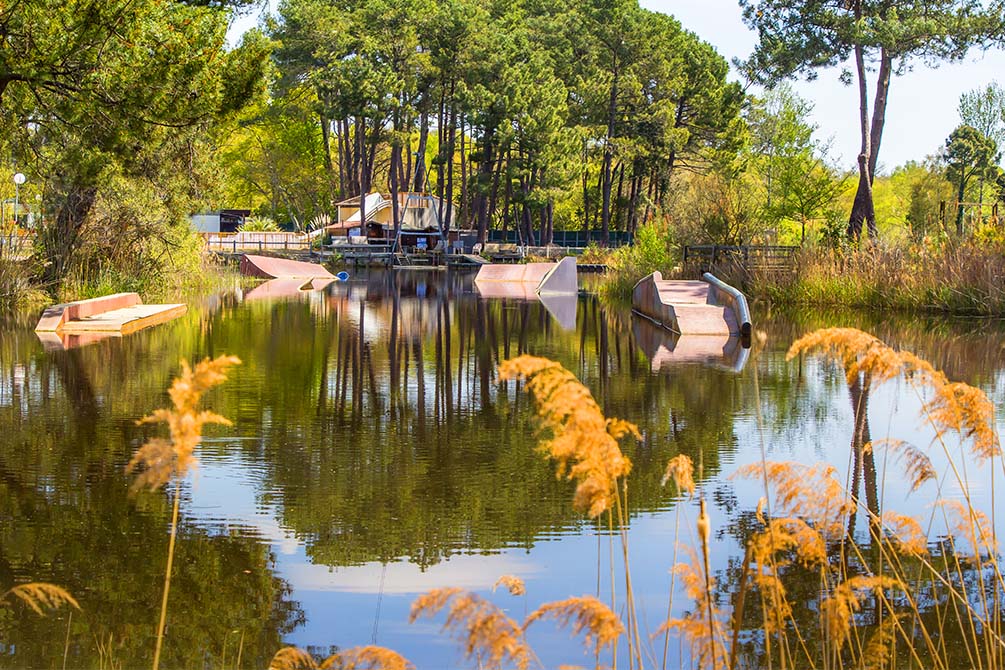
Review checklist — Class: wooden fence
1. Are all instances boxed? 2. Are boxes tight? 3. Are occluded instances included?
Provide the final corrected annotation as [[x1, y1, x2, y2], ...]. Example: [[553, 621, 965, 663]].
[[683, 245, 799, 274], [0, 233, 33, 259], [202, 232, 310, 253]]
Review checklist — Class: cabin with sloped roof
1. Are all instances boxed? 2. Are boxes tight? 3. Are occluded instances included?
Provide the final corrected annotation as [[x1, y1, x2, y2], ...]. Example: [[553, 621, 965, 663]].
[[328, 193, 456, 241]]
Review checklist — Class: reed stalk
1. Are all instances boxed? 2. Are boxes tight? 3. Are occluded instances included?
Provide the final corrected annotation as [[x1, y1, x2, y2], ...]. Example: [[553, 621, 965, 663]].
[[151, 479, 181, 670]]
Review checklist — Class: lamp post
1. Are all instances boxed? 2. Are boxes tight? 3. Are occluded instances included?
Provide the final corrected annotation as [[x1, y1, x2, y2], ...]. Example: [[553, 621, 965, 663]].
[[13, 172, 25, 227]]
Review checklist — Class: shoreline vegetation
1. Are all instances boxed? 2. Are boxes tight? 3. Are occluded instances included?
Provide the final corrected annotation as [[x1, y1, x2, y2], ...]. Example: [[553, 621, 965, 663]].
[[2, 0, 1004, 320], [12, 330, 1002, 669], [590, 229, 1005, 317]]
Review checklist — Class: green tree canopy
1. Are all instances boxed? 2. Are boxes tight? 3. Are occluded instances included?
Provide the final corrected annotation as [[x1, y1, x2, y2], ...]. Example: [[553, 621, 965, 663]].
[[739, 0, 1005, 239], [944, 123, 1001, 233]]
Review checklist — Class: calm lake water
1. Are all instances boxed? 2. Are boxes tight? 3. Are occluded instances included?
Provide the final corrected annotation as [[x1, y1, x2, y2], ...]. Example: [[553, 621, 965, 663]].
[[1, 269, 1003, 669]]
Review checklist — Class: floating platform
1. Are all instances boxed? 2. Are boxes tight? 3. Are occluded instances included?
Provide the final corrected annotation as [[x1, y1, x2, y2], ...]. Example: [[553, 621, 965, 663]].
[[474, 256, 577, 295], [631, 271, 751, 338], [35, 293, 187, 346], [240, 254, 335, 279]]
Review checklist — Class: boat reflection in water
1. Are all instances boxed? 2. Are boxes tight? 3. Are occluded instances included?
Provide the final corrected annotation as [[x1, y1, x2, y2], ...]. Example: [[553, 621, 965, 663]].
[[631, 314, 750, 373]]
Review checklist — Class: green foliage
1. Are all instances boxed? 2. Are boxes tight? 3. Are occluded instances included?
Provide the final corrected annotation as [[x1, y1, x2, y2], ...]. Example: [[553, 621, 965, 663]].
[[261, 0, 743, 244], [239, 216, 280, 232], [944, 124, 1001, 233], [959, 81, 1005, 149], [1, 0, 268, 295], [599, 223, 677, 300], [739, 0, 1005, 238], [744, 85, 846, 243]]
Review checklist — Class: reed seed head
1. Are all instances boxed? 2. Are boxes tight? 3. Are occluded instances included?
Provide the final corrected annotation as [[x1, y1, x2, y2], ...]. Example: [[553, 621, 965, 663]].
[[661, 454, 696, 497], [498, 355, 636, 517], [822, 576, 902, 650], [409, 588, 530, 670], [524, 596, 625, 656], [2, 583, 79, 616], [127, 355, 240, 491], [493, 575, 526, 596]]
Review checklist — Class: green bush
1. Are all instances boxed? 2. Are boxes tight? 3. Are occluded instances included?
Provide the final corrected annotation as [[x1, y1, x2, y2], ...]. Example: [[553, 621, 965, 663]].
[[597, 224, 678, 301], [238, 216, 280, 232]]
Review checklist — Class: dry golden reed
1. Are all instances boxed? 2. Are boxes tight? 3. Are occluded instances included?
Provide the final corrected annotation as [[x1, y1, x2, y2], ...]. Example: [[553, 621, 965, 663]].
[[1, 583, 79, 616], [130, 355, 240, 670], [868, 439, 936, 492], [935, 498, 998, 565], [821, 576, 903, 650], [657, 551, 729, 668], [661, 454, 696, 497], [269, 646, 413, 670], [127, 355, 241, 491], [409, 588, 530, 670], [788, 327, 1001, 461], [498, 355, 637, 517], [734, 461, 854, 541], [750, 517, 827, 570], [269, 647, 317, 670], [880, 511, 929, 557], [524, 596, 624, 656], [862, 615, 901, 670], [493, 575, 526, 596]]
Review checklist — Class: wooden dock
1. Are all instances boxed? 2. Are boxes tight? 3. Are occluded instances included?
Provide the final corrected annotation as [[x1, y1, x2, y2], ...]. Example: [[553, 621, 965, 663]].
[[35, 293, 187, 338], [632, 272, 751, 339]]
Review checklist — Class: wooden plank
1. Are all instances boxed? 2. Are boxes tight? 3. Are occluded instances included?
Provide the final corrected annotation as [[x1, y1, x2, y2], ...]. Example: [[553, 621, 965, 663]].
[[59, 304, 188, 335]]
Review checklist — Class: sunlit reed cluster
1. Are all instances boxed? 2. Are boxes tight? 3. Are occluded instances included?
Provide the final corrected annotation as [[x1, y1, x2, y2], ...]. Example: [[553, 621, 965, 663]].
[[498, 355, 637, 518], [127, 355, 241, 491]]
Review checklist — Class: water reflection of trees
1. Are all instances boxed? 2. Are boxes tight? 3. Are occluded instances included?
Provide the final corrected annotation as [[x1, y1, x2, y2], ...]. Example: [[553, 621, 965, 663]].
[[6, 274, 1004, 665], [0, 328, 301, 668], [191, 271, 758, 570]]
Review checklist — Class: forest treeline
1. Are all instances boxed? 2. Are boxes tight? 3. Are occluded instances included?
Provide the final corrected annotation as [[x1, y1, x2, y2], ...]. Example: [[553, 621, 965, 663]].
[[3, 0, 1005, 308], [229, 0, 745, 245]]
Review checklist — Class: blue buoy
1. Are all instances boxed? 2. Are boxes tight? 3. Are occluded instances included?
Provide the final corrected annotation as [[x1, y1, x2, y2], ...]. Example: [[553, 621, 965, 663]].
[[335, 271, 350, 282]]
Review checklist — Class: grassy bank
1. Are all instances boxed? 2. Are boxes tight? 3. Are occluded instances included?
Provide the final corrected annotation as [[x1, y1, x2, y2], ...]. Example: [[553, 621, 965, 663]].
[[1, 228, 244, 314], [593, 224, 680, 302], [745, 240, 1005, 315], [590, 234, 1005, 317]]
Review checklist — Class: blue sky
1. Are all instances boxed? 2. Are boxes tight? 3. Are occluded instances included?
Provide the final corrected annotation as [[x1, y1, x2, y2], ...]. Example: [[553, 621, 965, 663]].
[[229, 0, 1005, 172]]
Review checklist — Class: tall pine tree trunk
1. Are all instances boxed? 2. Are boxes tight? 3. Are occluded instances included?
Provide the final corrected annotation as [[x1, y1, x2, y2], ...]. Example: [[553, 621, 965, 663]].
[[414, 110, 429, 191], [847, 33, 877, 239], [601, 60, 619, 244]]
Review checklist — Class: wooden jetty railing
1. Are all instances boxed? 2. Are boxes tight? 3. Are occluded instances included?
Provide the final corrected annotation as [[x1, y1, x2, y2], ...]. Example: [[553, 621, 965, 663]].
[[683, 244, 798, 273], [0, 233, 33, 258], [203, 232, 311, 253]]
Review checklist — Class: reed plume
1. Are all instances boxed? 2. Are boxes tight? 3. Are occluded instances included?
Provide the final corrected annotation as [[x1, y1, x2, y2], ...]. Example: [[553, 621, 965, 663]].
[[658, 550, 729, 669], [493, 575, 526, 596], [862, 615, 901, 670], [822, 576, 903, 651], [734, 461, 854, 541], [128, 355, 240, 670], [269, 647, 318, 670], [498, 355, 636, 518], [127, 355, 241, 491], [661, 454, 695, 497], [788, 327, 1000, 461], [880, 511, 929, 557], [409, 588, 530, 670], [868, 439, 936, 492], [936, 499, 998, 565], [524, 596, 624, 656], [269, 645, 414, 670], [1, 583, 79, 616]]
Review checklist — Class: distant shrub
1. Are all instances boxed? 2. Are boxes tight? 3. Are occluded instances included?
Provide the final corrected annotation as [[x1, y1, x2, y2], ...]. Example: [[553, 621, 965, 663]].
[[239, 216, 280, 232], [598, 223, 678, 301]]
